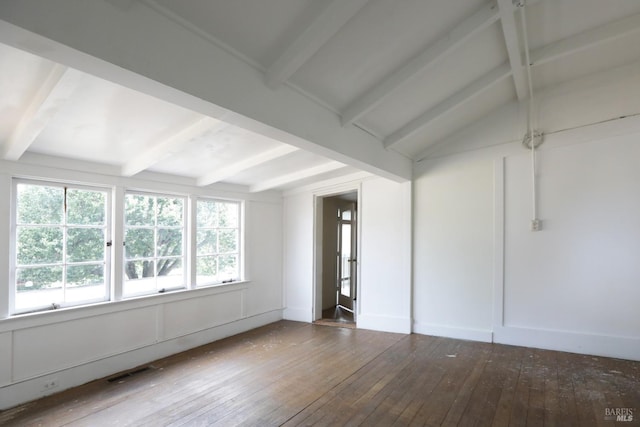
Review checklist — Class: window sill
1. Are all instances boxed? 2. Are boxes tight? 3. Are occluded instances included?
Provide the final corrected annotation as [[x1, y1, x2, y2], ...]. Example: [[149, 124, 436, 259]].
[[0, 280, 251, 333]]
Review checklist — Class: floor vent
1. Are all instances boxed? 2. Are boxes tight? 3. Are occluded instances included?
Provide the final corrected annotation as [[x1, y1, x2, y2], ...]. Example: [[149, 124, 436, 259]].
[[107, 366, 152, 383]]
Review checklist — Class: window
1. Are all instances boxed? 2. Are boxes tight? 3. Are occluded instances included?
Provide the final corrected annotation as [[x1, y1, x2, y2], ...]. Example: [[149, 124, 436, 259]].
[[124, 192, 186, 296], [9, 180, 243, 316], [13, 181, 110, 313], [196, 199, 241, 286]]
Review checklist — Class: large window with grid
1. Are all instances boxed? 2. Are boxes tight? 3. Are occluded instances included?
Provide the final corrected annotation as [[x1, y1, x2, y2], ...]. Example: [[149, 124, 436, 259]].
[[196, 199, 241, 286], [9, 180, 244, 316], [12, 180, 110, 314], [124, 192, 186, 296]]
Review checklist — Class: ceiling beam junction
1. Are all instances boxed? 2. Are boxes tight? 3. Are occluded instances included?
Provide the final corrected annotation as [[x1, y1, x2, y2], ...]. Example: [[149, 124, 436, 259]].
[[384, 63, 511, 148], [2, 64, 78, 161], [386, 10, 640, 150], [250, 161, 345, 192], [121, 116, 222, 176], [265, 0, 370, 89], [496, 0, 527, 100], [197, 144, 299, 186], [340, 1, 500, 126]]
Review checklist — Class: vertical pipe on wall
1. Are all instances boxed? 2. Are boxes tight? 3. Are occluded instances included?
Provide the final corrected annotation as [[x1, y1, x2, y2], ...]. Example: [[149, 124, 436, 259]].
[[520, 2, 542, 230]]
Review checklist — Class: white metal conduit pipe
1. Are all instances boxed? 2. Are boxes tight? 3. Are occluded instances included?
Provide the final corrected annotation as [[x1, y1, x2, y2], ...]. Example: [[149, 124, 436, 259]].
[[516, 0, 543, 231]]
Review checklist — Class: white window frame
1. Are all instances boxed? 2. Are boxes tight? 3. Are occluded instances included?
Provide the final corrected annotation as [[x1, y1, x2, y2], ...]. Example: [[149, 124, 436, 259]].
[[123, 190, 187, 298], [195, 198, 243, 287], [10, 179, 112, 315]]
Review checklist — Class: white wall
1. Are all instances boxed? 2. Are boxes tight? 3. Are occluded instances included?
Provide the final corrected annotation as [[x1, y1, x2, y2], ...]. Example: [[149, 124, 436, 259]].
[[413, 158, 495, 342], [0, 155, 283, 410], [413, 76, 640, 360], [358, 178, 412, 333], [282, 192, 314, 322], [500, 134, 640, 356], [283, 176, 412, 333]]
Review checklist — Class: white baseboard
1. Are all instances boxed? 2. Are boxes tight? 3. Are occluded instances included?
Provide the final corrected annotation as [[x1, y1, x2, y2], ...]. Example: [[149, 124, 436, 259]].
[[494, 326, 640, 361], [413, 322, 493, 343], [0, 310, 282, 410], [357, 314, 411, 334], [283, 306, 312, 323]]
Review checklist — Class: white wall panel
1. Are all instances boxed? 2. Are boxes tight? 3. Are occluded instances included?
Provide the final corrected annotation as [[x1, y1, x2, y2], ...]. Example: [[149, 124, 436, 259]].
[[504, 135, 640, 338], [244, 200, 283, 317], [282, 193, 314, 322], [162, 291, 243, 340], [413, 117, 640, 360], [13, 307, 157, 380], [413, 159, 494, 337], [0, 332, 11, 386], [358, 178, 412, 333]]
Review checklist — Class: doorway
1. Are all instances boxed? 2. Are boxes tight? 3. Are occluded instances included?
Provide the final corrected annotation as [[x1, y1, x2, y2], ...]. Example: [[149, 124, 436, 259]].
[[314, 191, 358, 327]]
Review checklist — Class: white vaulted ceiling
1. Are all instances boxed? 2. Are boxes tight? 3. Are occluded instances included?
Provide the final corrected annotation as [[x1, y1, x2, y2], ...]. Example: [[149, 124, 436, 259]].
[[1, 0, 640, 191]]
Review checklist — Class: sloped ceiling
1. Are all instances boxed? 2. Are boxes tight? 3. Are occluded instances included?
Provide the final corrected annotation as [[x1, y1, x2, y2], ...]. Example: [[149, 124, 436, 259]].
[[1, 0, 640, 191]]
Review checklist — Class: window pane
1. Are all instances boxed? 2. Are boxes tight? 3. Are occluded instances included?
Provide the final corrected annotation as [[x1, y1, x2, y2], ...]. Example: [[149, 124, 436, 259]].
[[197, 230, 217, 255], [66, 279, 106, 303], [125, 228, 154, 258], [197, 200, 218, 227], [67, 228, 104, 262], [196, 199, 241, 287], [125, 194, 154, 226], [157, 258, 183, 289], [197, 256, 217, 282], [218, 203, 238, 228], [124, 260, 157, 295], [157, 197, 183, 226], [17, 227, 63, 265], [16, 266, 63, 292], [67, 264, 105, 287], [17, 184, 63, 225], [218, 255, 238, 280], [124, 259, 155, 281], [15, 266, 64, 311], [157, 257, 182, 277], [218, 229, 238, 254], [157, 229, 182, 257], [66, 189, 106, 225]]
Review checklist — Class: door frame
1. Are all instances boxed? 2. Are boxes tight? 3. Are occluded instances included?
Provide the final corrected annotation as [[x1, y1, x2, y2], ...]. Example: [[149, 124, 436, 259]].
[[312, 184, 361, 322]]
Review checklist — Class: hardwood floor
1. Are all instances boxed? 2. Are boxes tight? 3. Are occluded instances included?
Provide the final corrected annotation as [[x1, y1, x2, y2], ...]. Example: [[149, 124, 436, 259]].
[[313, 305, 356, 328], [1, 321, 638, 426]]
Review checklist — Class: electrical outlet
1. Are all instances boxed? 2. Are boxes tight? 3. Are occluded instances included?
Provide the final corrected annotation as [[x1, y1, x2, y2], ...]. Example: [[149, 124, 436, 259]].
[[42, 379, 59, 392]]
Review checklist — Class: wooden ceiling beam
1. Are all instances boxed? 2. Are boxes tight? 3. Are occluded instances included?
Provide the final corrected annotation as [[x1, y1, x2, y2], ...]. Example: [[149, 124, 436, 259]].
[[497, 0, 528, 100], [250, 161, 345, 192], [121, 116, 222, 177], [530, 12, 640, 67], [2, 64, 79, 161], [340, 1, 500, 126], [384, 63, 511, 149], [197, 144, 298, 186], [265, 0, 370, 89]]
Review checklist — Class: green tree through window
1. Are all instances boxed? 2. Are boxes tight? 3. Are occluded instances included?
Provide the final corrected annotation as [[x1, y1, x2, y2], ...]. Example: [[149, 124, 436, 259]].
[[124, 193, 185, 296], [14, 182, 109, 312], [196, 199, 240, 285]]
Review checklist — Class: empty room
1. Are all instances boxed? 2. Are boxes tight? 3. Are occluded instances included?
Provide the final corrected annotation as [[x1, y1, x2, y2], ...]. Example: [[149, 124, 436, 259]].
[[0, 0, 639, 425]]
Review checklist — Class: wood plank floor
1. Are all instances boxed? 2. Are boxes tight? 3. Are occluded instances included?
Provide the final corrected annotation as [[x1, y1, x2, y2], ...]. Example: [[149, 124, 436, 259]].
[[313, 306, 356, 328], [1, 321, 638, 426]]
